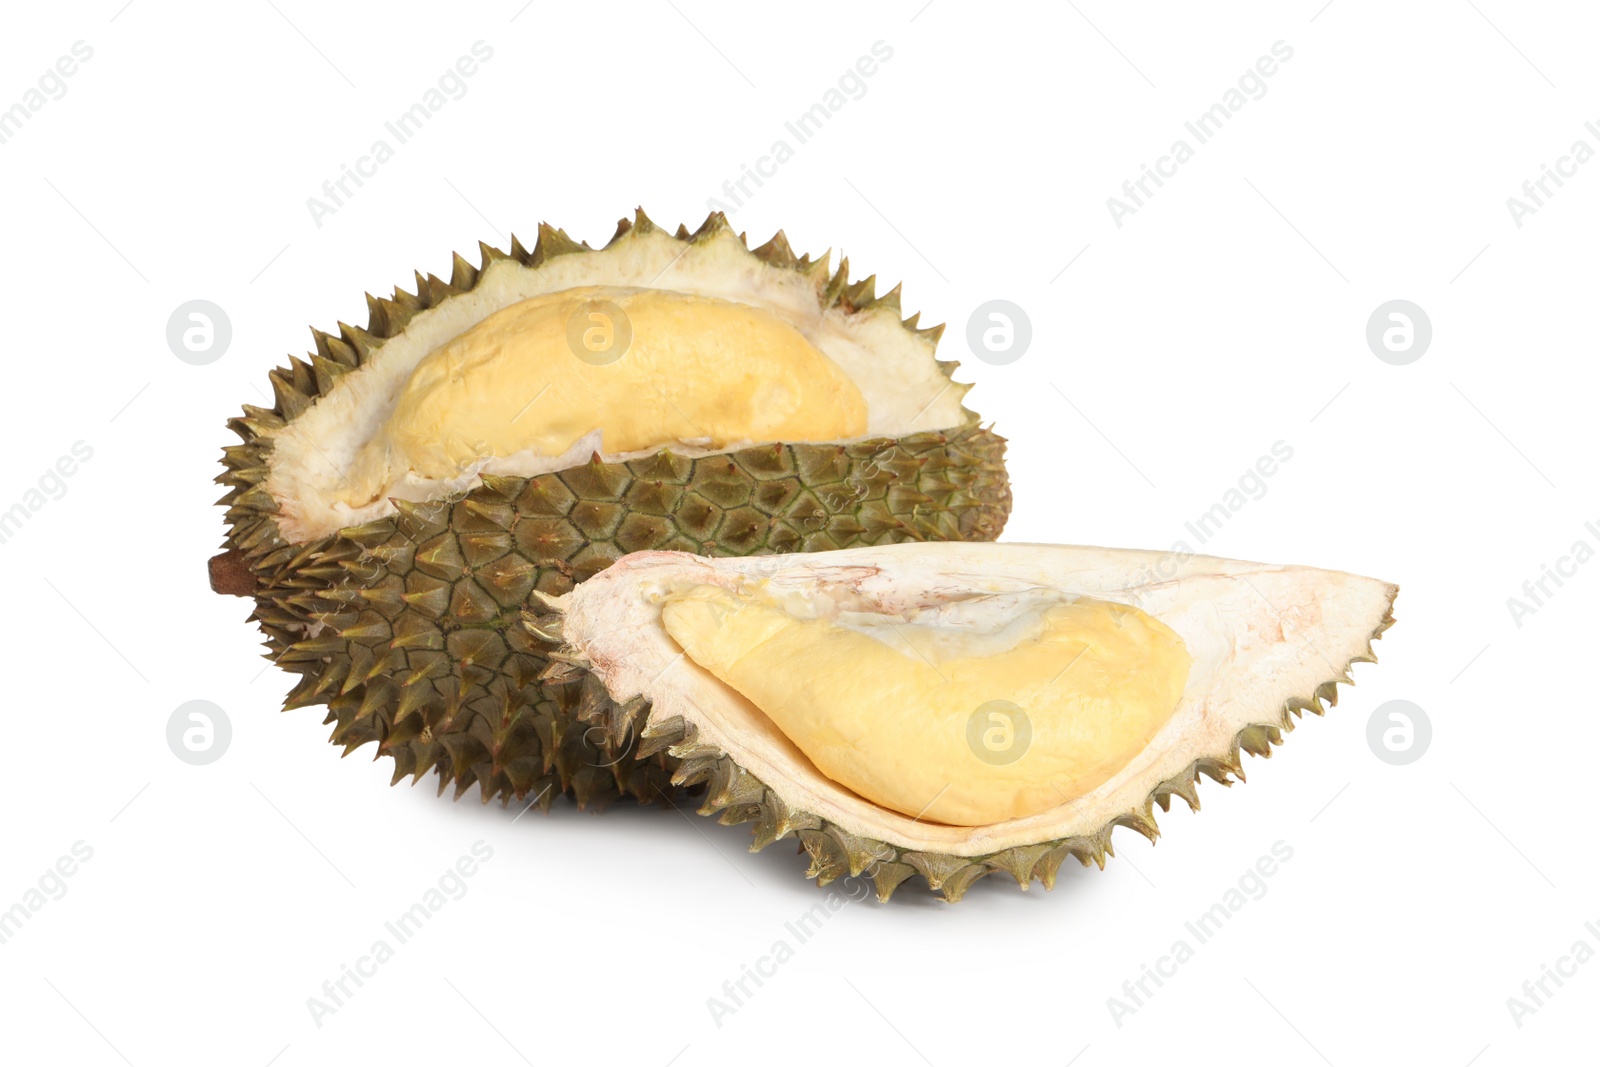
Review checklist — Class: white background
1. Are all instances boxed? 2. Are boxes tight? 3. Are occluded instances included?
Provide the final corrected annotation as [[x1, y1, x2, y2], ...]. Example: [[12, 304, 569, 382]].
[[0, 2, 1594, 1064]]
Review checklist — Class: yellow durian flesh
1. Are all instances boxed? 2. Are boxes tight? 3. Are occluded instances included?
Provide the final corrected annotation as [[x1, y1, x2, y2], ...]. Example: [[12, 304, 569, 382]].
[[659, 583, 1192, 827], [337, 285, 869, 509]]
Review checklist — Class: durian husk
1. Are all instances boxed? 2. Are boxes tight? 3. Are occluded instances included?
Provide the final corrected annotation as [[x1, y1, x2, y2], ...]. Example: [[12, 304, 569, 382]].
[[532, 544, 1397, 902], [213, 211, 1011, 810]]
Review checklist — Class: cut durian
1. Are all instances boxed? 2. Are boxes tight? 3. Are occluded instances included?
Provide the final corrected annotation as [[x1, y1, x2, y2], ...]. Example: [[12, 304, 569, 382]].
[[213, 211, 1011, 809], [265, 219, 970, 543], [537, 541, 1397, 900]]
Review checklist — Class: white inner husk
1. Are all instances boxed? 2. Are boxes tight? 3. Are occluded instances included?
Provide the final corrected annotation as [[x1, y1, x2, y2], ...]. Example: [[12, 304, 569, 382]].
[[265, 227, 966, 542], [561, 542, 1396, 856]]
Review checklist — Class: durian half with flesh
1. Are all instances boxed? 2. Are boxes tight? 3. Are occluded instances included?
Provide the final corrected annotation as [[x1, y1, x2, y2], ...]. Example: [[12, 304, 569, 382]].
[[264, 222, 977, 544], [534, 542, 1397, 901], [214, 212, 1010, 810]]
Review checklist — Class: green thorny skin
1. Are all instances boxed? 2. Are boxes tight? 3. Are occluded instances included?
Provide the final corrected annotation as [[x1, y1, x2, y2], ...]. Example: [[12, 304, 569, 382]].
[[212, 210, 1012, 812]]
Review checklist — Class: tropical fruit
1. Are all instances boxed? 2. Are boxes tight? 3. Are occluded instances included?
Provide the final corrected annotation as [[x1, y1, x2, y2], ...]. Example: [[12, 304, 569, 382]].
[[211, 211, 1011, 810], [535, 542, 1397, 901]]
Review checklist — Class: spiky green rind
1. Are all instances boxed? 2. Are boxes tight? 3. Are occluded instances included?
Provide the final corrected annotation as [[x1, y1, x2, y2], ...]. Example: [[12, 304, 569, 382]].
[[527, 599, 1395, 901], [216, 211, 1012, 809]]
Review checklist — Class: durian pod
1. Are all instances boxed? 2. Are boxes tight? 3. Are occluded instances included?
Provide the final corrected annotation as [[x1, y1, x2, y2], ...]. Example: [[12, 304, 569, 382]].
[[537, 543, 1397, 901], [212, 211, 1011, 807]]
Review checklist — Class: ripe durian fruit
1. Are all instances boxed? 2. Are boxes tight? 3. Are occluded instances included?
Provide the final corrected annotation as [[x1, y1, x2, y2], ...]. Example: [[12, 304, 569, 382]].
[[534, 542, 1397, 901], [212, 211, 1011, 809]]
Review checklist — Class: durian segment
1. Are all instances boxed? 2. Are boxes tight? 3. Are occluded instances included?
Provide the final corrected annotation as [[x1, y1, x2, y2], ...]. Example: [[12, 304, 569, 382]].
[[555, 542, 1397, 857], [266, 223, 969, 542], [338, 287, 867, 509], [659, 583, 1190, 826]]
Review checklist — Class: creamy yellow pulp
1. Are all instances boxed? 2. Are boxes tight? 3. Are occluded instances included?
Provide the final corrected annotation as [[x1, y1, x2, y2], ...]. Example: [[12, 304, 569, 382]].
[[661, 585, 1192, 826], [338, 286, 868, 507]]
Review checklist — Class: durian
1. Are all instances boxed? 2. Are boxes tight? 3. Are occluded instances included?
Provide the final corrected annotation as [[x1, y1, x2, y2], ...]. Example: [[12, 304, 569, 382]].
[[211, 211, 1011, 809], [534, 542, 1397, 901]]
